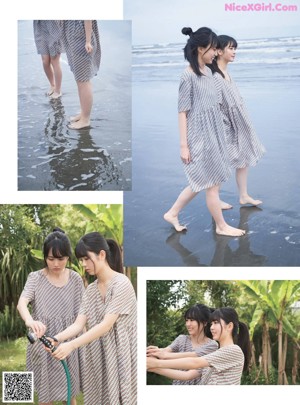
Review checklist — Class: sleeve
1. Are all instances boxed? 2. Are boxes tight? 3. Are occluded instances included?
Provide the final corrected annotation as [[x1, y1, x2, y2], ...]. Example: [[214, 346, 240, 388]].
[[202, 346, 244, 372], [178, 71, 193, 112], [78, 287, 89, 316], [105, 276, 135, 315], [169, 335, 184, 352], [213, 73, 224, 105], [20, 272, 38, 303]]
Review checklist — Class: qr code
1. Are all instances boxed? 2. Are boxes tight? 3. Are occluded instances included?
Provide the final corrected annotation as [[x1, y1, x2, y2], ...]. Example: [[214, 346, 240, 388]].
[[2, 372, 34, 403]]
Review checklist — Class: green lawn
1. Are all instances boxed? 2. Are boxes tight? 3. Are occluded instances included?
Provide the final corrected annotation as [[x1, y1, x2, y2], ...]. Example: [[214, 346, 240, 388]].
[[0, 338, 83, 404]]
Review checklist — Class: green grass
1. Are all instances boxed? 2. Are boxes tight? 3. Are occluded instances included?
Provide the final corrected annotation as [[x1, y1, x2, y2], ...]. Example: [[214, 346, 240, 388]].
[[0, 338, 83, 404]]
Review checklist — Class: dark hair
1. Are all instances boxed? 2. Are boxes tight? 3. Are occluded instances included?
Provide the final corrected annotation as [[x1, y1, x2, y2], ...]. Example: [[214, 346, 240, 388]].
[[182, 26, 218, 76], [209, 35, 238, 78], [210, 307, 251, 371], [75, 232, 123, 274], [43, 227, 72, 264], [184, 303, 214, 338]]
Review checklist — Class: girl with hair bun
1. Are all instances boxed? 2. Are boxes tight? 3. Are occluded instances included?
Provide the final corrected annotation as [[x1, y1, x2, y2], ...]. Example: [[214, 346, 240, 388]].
[[49, 232, 137, 405], [147, 304, 218, 384], [164, 27, 245, 236], [17, 227, 84, 405], [147, 307, 251, 385]]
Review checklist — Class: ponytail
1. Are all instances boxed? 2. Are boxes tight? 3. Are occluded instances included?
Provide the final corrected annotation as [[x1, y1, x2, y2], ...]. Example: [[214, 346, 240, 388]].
[[237, 321, 251, 372], [106, 239, 123, 274]]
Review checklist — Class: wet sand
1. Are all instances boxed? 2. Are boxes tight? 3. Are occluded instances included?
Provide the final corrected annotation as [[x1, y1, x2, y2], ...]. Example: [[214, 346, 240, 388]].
[[18, 20, 131, 191], [124, 68, 300, 266]]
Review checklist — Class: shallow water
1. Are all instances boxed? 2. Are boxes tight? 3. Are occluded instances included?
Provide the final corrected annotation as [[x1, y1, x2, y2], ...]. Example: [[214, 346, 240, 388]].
[[18, 20, 132, 191], [124, 51, 300, 266]]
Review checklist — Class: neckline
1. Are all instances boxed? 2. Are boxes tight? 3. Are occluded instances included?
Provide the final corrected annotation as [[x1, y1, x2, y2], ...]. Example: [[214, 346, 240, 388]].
[[41, 268, 71, 288], [96, 272, 121, 302]]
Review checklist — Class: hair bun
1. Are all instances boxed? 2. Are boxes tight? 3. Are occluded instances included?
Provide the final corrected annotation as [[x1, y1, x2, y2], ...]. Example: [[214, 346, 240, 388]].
[[53, 227, 65, 234], [182, 27, 193, 37]]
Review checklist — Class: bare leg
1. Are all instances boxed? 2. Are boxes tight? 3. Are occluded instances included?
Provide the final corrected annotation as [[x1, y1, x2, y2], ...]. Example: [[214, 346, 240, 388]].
[[236, 167, 262, 205], [164, 186, 198, 231], [206, 185, 245, 236], [41, 55, 55, 94], [68, 80, 93, 129], [49, 54, 62, 98]]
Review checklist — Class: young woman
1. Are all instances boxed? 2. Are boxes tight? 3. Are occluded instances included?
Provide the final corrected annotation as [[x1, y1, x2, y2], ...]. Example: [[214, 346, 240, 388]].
[[147, 304, 218, 384], [17, 228, 84, 405], [209, 35, 265, 206], [147, 307, 251, 385], [61, 20, 101, 130], [163, 27, 245, 236], [33, 20, 63, 99], [48, 232, 137, 405]]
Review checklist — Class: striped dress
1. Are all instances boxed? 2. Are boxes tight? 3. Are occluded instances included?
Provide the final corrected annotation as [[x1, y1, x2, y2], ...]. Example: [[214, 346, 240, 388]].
[[178, 67, 231, 192], [169, 335, 218, 385], [61, 20, 101, 82], [33, 20, 63, 56], [79, 273, 137, 405], [20, 269, 85, 402], [213, 72, 265, 168], [200, 344, 244, 384]]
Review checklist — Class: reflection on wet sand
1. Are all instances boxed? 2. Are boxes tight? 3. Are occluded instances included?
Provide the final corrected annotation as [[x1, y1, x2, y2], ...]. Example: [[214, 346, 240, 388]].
[[165, 206, 266, 267], [42, 100, 121, 190]]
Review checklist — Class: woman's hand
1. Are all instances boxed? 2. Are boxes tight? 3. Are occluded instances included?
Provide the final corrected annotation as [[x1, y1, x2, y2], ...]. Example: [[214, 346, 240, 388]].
[[180, 145, 191, 164], [147, 356, 159, 370], [51, 342, 75, 360], [43, 337, 59, 353], [26, 320, 46, 338], [85, 42, 93, 53]]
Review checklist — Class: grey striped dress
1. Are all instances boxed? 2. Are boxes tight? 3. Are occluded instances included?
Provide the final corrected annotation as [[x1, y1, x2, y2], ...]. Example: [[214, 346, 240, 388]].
[[178, 67, 231, 192], [20, 269, 85, 402], [200, 344, 244, 384], [213, 72, 265, 168], [62, 20, 101, 82], [78, 273, 137, 405], [33, 20, 63, 56], [169, 335, 218, 385]]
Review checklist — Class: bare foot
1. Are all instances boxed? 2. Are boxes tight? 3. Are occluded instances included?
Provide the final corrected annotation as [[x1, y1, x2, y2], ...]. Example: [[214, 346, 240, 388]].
[[67, 119, 90, 130], [240, 195, 262, 206], [220, 200, 233, 210], [50, 91, 62, 99], [164, 212, 187, 232], [46, 86, 55, 96], [216, 224, 246, 237], [69, 114, 81, 123]]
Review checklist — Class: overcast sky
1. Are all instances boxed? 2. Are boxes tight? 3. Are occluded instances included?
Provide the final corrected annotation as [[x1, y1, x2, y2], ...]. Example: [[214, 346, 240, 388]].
[[125, 0, 300, 44]]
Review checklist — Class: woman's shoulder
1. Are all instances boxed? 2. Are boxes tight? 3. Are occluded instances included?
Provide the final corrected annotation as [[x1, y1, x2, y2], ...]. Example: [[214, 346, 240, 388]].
[[69, 269, 84, 282], [205, 338, 219, 348]]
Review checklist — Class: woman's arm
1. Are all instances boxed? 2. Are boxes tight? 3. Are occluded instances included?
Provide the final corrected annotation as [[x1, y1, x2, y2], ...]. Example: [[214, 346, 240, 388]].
[[54, 313, 87, 343], [84, 20, 93, 53], [17, 296, 46, 337], [148, 368, 200, 381], [147, 347, 197, 360], [178, 111, 190, 164], [147, 355, 209, 370], [52, 313, 119, 360]]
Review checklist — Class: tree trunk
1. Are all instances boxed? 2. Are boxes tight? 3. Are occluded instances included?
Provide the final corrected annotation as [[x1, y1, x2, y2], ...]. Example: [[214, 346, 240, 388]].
[[277, 320, 284, 385], [261, 319, 270, 383], [292, 342, 299, 384], [282, 333, 289, 385]]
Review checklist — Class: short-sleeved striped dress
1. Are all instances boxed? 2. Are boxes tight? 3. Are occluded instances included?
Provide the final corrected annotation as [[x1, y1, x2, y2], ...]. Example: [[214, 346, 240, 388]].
[[33, 20, 63, 56], [61, 20, 101, 82], [213, 72, 265, 168], [200, 344, 244, 384], [79, 273, 137, 405], [169, 335, 218, 385], [178, 67, 231, 192], [20, 269, 85, 402]]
